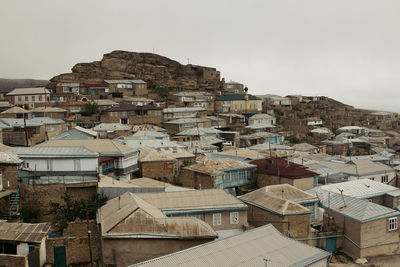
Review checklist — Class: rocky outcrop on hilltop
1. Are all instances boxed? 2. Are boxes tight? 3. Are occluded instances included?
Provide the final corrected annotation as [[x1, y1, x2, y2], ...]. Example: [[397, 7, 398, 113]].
[[49, 51, 223, 90]]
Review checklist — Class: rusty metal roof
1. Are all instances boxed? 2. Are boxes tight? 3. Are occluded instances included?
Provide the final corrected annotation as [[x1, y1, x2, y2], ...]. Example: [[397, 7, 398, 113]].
[[0, 221, 50, 243]]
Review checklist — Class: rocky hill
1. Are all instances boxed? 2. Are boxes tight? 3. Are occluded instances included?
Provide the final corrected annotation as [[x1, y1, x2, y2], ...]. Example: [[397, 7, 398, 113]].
[[49, 51, 223, 90]]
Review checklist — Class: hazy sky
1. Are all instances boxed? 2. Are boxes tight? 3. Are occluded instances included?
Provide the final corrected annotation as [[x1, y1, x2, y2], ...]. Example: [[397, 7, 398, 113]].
[[1, 0, 400, 112]]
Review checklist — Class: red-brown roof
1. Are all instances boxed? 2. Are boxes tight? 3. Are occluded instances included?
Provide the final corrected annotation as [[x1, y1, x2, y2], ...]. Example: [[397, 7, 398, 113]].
[[250, 158, 318, 179]]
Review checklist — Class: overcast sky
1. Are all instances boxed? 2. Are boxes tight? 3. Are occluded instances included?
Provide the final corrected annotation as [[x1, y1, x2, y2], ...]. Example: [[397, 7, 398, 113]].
[[1, 0, 400, 112]]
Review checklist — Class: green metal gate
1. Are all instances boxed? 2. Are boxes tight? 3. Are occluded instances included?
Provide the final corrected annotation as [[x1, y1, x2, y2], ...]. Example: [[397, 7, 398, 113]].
[[54, 246, 67, 267], [326, 236, 337, 252]]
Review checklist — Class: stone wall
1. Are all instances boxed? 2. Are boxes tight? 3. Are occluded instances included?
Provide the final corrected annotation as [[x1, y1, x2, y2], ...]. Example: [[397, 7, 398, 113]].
[[178, 169, 215, 189], [140, 161, 176, 182], [0, 254, 28, 267]]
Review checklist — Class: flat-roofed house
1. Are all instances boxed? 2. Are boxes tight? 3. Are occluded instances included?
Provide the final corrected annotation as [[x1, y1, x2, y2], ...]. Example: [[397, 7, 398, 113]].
[[98, 192, 217, 266], [178, 158, 256, 189], [129, 224, 331, 267], [136, 189, 249, 232]]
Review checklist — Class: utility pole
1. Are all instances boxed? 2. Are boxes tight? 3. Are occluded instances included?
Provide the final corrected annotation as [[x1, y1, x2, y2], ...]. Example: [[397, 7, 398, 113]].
[[23, 111, 28, 147], [86, 204, 94, 267]]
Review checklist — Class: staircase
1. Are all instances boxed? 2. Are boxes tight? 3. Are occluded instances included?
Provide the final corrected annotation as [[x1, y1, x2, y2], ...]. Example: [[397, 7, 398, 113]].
[[7, 190, 20, 220]]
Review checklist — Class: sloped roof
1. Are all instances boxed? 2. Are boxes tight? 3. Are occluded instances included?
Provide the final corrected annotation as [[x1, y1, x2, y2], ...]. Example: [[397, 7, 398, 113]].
[[37, 139, 135, 155], [130, 178, 193, 192], [105, 104, 161, 112], [240, 187, 311, 215], [99, 192, 217, 239], [175, 127, 221, 136], [163, 107, 205, 113], [313, 190, 400, 223], [293, 143, 318, 152], [6, 87, 50, 95], [163, 118, 210, 124], [14, 146, 99, 158], [51, 128, 97, 140], [139, 147, 176, 162], [308, 179, 400, 199], [251, 158, 318, 179], [0, 221, 51, 243], [215, 149, 265, 160], [130, 224, 330, 267], [184, 158, 256, 175], [215, 94, 260, 101], [104, 79, 146, 84], [0, 151, 22, 164], [317, 159, 394, 176], [136, 189, 248, 213], [249, 113, 275, 119], [264, 184, 317, 203], [93, 99, 118, 106], [132, 131, 169, 138], [1, 106, 30, 114]]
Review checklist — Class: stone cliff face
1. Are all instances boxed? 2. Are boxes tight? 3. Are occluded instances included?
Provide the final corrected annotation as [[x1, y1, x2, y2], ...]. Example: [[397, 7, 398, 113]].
[[49, 51, 223, 90]]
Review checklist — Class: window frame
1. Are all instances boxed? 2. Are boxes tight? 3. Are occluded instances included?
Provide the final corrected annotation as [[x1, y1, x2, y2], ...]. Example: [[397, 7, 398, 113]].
[[213, 213, 222, 226], [230, 212, 239, 224], [388, 217, 398, 231]]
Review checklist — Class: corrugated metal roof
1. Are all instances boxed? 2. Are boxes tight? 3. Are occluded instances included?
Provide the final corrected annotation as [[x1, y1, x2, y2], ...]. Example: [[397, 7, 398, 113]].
[[104, 79, 146, 84], [0, 151, 22, 164], [136, 189, 248, 213], [215, 94, 261, 101], [132, 131, 169, 138], [175, 127, 221, 136], [240, 188, 311, 215], [32, 107, 67, 113], [308, 179, 400, 199], [317, 159, 394, 176], [14, 146, 99, 158], [30, 117, 65, 125], [37, 139, 135, 155], [130, 224, 330, 267], [163, 118, 210, 124], [264, 184, 317, 202], [292, 143, 318, 152], [312, 190, 400, 222], [0, 221, 50, 243], [51, 128, 97, 140], [1, 106, 30, 114], [99, 192, 217, 239], [0, 118, 43, 127], [123, 139, 185, 149]]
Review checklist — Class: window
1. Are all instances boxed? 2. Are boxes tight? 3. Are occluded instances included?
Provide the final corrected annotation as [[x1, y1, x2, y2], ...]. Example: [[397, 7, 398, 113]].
[[38, 95, 42, 101], [382, 175, 389, 183], [31, 96, 35, 101], [18, 96, 22, 102], [368, 177, 374, 180], [213, 213, 222, 225], [192, 214, 204, 221], [25, 96, 29, 101], [46, 160, 53, 171], [388, 217, 398, 231], [230, 212, 239, 224], [73, 159, 81, 171], [26, 162, 29, 168]]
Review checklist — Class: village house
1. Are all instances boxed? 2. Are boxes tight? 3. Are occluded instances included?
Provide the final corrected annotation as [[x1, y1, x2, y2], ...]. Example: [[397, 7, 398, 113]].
[[163, 118, 211, 135], [248, 113, 276, 125], [251, 158, 319, 190], [130, 224, 331, 267], [205, 115, 226, 128], [216, 114, 245, 131], [6, 87, 51, 108], [214, 91, 262, 114], [178, 158, 256, 190], [138, 146, 195, 182], [0, 102, 13, 112], [240, 186, 312, 238], [59, 101, 88, 120], [50, 92, 76, 103], [257, 94, 292, 107], [93, 99, 119, 111], [173, 127, 221, 142], [37, 139, 139, 181], [14, 146, 99, 220], [0, 106, 30, 119], [206, 148, 265, 163], [136, 189, 249, 232], [84, 83, 109, 99], [163, 107, 207, 121], [98, 192, 217, 266], [55, 82, 82, 95], [223, 81, 244, 94], [171, 91, 214, 113], [31, 106, 68, 120], [314, 190, 400, 258], [307, 116, 323, 126], [105, 79, 148, 97], [122, 96, 154, 106], [102, 104, 162, 125], [0, 118, 46, 146], [293, 143, 320, 154], [0, 221, 51, 267], [316, 158, 396, 184]]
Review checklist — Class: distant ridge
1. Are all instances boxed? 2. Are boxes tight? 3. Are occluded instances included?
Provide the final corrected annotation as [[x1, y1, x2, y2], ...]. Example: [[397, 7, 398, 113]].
[[0, 78, 49, 93]]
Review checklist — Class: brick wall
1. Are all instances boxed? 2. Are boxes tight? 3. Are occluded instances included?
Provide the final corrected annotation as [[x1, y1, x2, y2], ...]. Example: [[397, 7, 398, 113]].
[[141, 161, 176, 182], [178, 169, 215, 189]]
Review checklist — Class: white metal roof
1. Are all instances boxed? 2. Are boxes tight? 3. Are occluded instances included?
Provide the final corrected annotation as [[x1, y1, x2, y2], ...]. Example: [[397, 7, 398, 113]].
[[163, 107, 206, 113], [130, 224, 330, 267], [14, 146, 99, 158]]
